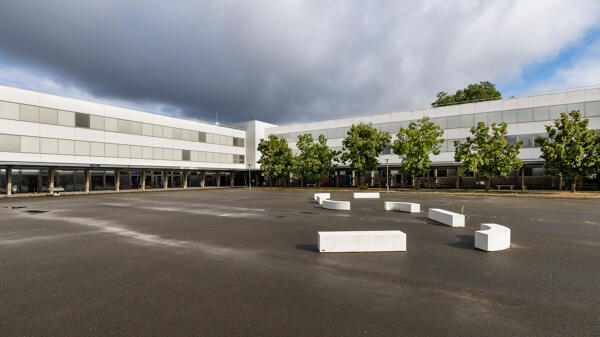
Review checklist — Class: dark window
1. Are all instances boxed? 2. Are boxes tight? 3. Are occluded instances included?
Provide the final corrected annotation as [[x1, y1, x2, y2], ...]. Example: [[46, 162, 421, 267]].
[[182, 150, 190, 161], [198, 132, 207, 142], [75, 112, 90, 128], [534, 133, 548, 147], [382, 144, 392, 155], [504, 135, 518, 145]]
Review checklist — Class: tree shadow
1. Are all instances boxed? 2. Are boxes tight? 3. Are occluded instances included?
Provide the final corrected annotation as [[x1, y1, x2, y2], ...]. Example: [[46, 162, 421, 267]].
[[448, 235, 475, 250], [295, 244, 319, 253]]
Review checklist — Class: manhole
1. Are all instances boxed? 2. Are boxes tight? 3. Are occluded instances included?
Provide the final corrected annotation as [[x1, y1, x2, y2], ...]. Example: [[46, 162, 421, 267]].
[[4, 206, 27, 209], [23, 210, 49, 214]]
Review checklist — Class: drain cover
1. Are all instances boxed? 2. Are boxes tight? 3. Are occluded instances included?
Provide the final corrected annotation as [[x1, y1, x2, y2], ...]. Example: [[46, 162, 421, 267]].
[[23, 210, 49, 214]]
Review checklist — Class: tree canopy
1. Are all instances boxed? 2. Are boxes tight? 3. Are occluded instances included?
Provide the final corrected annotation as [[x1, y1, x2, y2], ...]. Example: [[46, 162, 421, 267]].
[[432, 81, 501, 107], [293, 134, 340, 186], [393, 116, 444, 188], [341, 123, 391, 185], [257, 134, 293, 185], [454, 121, 522, 191], [536, 110, 600, 192]]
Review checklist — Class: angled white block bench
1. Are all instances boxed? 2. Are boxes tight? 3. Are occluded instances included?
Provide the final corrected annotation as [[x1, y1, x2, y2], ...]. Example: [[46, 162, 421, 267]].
[[384, 201, 420, 213], [316, 195, 330, 205], [318, 230, 406, 253], [428, 208, 465, 227], [314, 193, 330, 201], [322, 199, 351, 210], [353, 192, 380, 199], [475, 223, 511, 251]]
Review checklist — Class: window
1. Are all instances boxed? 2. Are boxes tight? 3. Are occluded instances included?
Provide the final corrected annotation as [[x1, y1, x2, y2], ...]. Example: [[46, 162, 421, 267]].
[[227, 136, 234, 146], [220, 135, 227, 145], [182, 150, 191, 161], [206, 133, 215, 144], [21, 136, 39, 153], [206, 152, 214, 162], [0, 101, 19, 120], [190, 130, 199, 142], [117, 120, 130, 134], [75, 141, 90, 156], [199, 151, 207, 162], [58, 110, 75, 126], [75, 112, 90, 128], [130, 145, 142, 159], [199, 132, 207, 142], [432, 117, 447, 129], [584, 101, 600, 117], [190, 150, 199, 161], [237, 138, 244, 147], [20, 105, 39, 122], [163, 127, 173, 139], [130, 122, 142, 135], [39, 107, 58, 124], [534, 133, 548, 147], [118, 144, 130, 158], [105, 143, 118, 157], [460, 114, 474, 128], [504, 135, 518, 145], [487, 111, 502, 124], [173, 149, 182, 161], [517, 108, 533, 123], [533, 106, 550, 121], [142, 123, 153, 136], [502, 110, 517, 124], [0, 134, 20, 152], [164, 148, 173, 160], [91, 142, 104, 156], [142, 146, 153, 159], [172, 128, 182, 140], [153, 125, 163, 137], [182, 129, 191, 141], [40, 138, 58, 154], [58, 139, 74, 155], [567, 103, 584, 114], [105, 118, 118, 132], [227, 153, 233, 163], [518, 134, 533, 148], [473, 113, 487, 125], [90, 115, 104, 130], [382, 144, 392, 155], [447, 116, 460, 129], [549, 105, 566, 120]]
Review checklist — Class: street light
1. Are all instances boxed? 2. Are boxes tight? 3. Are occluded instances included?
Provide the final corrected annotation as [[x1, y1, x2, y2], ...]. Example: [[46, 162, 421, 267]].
[[385, 159, 389, 194], [247, 163, 251, 190]]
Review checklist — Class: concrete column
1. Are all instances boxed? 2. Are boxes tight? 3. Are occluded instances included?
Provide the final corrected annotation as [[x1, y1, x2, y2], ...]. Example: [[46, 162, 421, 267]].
[[49, 168, 56, 189], [141, 170, 146, 190], [85, 169, 91, 193], [216, 171, 221, 187], [521, 167, 525, 190], [37, 171, 42, 192], [402, 173, 407, 188], [6, 167, 12, 196], [434, 169, 438, 189], [128, 171, 132, 189], [201, 171, 206, 188], [163, 171, 168, 190], [19, 170, 23, 193], [335, 170, 340, 188], [351, 170, 356, 187], [370, 171, 375, 186], [102, 171, 106, 188], [230, 172, 235, 187], [183, 171, 188, 188], [115, 170, 121, 192]]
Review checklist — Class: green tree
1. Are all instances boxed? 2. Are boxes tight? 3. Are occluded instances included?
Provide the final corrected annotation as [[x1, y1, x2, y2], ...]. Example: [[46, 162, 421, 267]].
[[432, 81, 501, 107], [257, 134, 293, 186], [293, 134, 340, 186], [536, 110, 600, 192], [341, 123, 391, 186], [454, 122, 523, 191], [393, 116, 444, 189]]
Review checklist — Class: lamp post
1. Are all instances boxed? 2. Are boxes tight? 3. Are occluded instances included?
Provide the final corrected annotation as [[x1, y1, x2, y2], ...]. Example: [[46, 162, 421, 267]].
[[247, 163, 251, 190], [385, 159, 389, 194]]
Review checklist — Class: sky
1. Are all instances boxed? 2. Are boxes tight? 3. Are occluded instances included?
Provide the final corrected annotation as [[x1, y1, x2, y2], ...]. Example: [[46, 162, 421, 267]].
[[0, 1, 599, 125]]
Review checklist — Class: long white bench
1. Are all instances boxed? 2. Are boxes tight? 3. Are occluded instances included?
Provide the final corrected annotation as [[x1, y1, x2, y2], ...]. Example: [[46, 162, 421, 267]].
[[353, 192, 380, 199], [316, 195, 330, 205], [475, 223, 511, 251], [384, 201, 420, 213], [322, 199, 351, 210], [314, 193, 330, 201], [428, 208, 465, 227], [318, 230, 406, 253]]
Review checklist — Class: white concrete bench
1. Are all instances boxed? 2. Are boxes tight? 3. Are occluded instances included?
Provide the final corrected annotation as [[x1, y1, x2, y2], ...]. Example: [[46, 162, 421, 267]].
[[318, 231, 406, 253], [316, 194, 330, 205], [48, 187, 65, 196], [384, 201, 420, 213], [322, 199, 351, 210], [353, 192, 380, 199], [428, 208, 465, 227], [475, 223, 511, 251], [314, 193, 330, 201]]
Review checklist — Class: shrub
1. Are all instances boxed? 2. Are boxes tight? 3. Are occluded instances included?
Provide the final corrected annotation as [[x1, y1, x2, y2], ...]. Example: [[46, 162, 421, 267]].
[[358, 185, 369, 190]]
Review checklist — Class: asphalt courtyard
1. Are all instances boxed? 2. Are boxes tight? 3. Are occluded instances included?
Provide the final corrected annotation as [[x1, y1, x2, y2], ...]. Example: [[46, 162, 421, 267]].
[[1, 189, 599, 336]]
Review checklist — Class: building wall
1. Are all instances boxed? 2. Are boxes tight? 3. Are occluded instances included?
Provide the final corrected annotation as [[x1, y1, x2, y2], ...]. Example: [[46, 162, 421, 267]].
[[0, 85, 247, 170]]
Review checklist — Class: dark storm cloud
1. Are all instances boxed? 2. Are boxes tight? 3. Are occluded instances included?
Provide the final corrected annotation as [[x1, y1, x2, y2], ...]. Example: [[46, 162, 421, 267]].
[[0, 1, 598, 124]]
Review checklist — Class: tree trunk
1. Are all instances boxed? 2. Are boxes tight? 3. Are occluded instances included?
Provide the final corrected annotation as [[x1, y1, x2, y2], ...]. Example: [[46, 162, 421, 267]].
[[485, 177, 490, 192], [301, 174, 304, 187], [571, 178, 576, 193]]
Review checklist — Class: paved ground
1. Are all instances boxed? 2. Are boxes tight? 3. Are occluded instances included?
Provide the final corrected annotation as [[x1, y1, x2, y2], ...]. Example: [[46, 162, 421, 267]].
[[1, 189, 599, 336]]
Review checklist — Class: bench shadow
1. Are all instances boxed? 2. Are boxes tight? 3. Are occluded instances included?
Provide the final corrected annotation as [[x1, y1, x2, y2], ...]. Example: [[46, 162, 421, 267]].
[[448, 235, 475, 250], [415, 216, 447, 227], [295, 244, 319, 253]]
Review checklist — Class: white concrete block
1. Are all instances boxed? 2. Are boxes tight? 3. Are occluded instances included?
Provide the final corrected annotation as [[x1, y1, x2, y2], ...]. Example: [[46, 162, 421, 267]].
[[475, 223, 511, 252], [314, 193, 330, 201], [384, 201, 420, 213], [318, 231, 406, 253], [322, 199, 351, 210], [428, 208, 465, 227], [317, 195, 329, 205], [353, 192, 380, 199]]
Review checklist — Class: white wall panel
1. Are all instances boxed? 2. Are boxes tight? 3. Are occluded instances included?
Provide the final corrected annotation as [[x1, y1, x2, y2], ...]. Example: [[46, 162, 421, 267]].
[[21, 136, 39, 153]]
